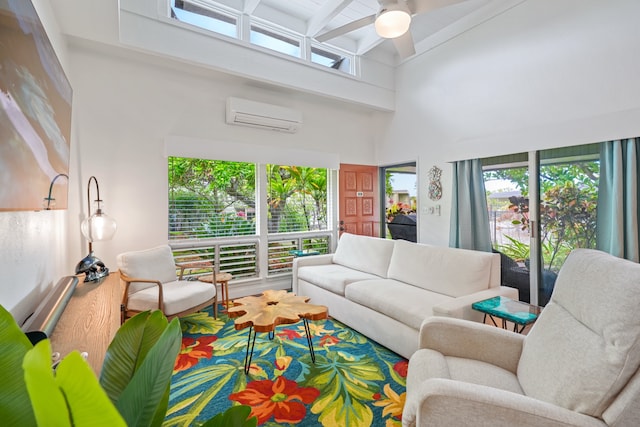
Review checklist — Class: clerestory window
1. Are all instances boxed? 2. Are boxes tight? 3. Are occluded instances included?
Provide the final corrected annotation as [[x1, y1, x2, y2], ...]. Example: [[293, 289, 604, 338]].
[[170, 0, 237, 38], [167, 0, 355, 75]]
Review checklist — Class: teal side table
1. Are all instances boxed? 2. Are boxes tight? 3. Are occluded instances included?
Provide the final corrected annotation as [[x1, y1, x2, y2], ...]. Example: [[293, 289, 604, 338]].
[[472, 296, 542, 333]]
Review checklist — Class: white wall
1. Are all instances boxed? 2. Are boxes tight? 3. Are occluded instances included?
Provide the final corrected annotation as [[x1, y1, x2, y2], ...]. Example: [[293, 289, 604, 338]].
[[0, 0, 75, 325], [383, 0, 640, 246], [7, 0, 640, 320], [67, 41, 380, 271]]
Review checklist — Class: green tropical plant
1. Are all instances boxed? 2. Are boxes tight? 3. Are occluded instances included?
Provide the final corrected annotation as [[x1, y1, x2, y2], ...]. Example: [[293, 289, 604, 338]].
[[0, 305, 256, 427], [201, 405, 257, 427], [498, 235, 530, 262]]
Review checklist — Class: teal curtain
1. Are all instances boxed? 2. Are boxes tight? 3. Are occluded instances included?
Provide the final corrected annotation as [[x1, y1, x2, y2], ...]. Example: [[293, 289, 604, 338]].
[[596, 138, 640, 262], [449, 159, 492, 252]]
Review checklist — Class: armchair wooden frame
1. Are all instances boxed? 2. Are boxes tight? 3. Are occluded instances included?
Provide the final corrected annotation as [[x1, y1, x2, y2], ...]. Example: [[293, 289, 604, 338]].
[[120, 259, 218, 324]]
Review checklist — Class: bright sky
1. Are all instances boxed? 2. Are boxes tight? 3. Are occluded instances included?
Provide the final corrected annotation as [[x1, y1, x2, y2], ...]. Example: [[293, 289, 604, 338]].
[[390, 173, 416, 197], [485, 179, 518, 193]]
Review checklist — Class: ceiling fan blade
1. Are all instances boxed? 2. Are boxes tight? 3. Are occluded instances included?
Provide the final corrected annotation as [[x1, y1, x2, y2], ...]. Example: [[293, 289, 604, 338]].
[[407, 0, 467, 15], [315, 14, 376, 42], [393, 31, 416, 59]]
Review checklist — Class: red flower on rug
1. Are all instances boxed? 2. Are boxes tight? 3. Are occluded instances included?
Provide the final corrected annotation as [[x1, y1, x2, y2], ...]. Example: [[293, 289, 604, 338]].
[[277, 328, 302, 340], [319, 334, 340, 347], [393, 360, 408, 377], [228, 376, 321, 425], [174, 335, 217, 372]]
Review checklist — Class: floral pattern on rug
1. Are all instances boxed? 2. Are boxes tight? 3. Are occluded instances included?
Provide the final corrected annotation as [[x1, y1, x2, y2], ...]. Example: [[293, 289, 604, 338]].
[[163, 305, 406, 427]]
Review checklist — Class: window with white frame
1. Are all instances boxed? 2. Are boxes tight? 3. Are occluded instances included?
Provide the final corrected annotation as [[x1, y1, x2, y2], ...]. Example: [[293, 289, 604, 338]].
[[166, 0, 355, 75], [170, 0, 238, 38], [266, 165, 328, 233], [168, 157, 332, 277], [311, 45, 351, 73], [250, 24, 301, 58]]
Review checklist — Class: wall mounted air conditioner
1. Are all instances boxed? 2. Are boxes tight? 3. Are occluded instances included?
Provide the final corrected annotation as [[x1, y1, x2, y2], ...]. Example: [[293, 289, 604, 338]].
[[225, 97, 303, 133]]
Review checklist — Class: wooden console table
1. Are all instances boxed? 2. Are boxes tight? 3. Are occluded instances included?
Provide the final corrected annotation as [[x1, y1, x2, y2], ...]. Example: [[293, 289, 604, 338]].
[[49, 272, 122, 376]]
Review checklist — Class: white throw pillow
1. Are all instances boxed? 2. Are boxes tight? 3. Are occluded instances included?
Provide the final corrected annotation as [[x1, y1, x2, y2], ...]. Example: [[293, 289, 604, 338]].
[[387, 240, 493, 297], [332, 233, 395, 278]]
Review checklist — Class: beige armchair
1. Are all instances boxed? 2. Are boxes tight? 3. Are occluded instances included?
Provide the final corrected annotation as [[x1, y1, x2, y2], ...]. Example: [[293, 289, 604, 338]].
[[403, 249, 640, 427], [117, 245, 217, 323]]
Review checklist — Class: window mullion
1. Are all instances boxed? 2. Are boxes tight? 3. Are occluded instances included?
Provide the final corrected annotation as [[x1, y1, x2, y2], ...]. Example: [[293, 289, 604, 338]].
[[257, 163, 269, 276], [240, 12, 251, 41]]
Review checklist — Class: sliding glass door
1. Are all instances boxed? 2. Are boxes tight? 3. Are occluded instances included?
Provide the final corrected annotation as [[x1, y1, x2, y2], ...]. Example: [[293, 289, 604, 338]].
[[483, 145, 599, 305]]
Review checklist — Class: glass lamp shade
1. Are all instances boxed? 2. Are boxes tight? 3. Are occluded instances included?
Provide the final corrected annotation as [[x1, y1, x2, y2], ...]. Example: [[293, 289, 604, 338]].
[[375, 8, 411, 38], [81, 202, 117, 242]]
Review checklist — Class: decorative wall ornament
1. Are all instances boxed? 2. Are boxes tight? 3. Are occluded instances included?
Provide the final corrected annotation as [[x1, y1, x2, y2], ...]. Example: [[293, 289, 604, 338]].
[[428, 166, 443, 201]]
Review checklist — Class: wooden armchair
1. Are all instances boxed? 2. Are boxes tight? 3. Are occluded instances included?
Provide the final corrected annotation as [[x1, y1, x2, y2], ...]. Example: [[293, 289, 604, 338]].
[[116, 245, 217, 323]]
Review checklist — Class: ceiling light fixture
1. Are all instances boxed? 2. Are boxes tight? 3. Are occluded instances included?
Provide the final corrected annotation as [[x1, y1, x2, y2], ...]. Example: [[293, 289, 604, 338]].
[[374, 1, 412, 39]]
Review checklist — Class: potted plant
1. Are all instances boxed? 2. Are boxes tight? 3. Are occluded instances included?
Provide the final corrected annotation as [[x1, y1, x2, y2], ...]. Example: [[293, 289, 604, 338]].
[[0, 305, 256, 427]]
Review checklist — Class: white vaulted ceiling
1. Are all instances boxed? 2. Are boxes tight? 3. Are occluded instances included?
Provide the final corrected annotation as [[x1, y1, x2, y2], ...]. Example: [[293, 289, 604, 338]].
[[192, 0, 504, 62], [51, 0, 527, 110]]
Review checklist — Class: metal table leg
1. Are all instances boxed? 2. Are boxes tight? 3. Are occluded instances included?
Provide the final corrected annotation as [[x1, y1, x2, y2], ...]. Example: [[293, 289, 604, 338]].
[[242, 319, 318, 375], [303, 318, 316, 363], [243, 326, 257, 375]]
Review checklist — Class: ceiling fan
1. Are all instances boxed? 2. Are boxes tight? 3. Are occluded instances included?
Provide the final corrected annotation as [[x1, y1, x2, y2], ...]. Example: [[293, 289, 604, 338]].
[[315, 0, 466, 60]]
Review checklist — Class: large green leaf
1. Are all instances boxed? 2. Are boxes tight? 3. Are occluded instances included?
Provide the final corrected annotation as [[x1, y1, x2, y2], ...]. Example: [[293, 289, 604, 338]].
[[54, 350, 127, 426], [23, 340, 126, 426], [180, 312, 225, 335], [100, 310, 168, 404], [200, 405, 257, 427], [165, 362, 238, 426], [22, 340, 64, 425], [303, 351, 384, 427], [115, 317, 182, 427], [0, 305, 36, 426]]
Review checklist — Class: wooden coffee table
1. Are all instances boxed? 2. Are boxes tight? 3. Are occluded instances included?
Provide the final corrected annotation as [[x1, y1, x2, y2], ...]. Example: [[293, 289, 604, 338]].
[[227, 289, 328, 374]]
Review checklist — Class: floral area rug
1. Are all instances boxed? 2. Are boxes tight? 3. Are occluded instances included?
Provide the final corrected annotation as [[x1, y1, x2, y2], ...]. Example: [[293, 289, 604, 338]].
[[163, 304, 407, 427]]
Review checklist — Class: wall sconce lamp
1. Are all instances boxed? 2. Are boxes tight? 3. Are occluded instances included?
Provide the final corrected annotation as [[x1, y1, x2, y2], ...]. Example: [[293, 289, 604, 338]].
[[75, 176, 117, 282], [43, 173, 69, 210]]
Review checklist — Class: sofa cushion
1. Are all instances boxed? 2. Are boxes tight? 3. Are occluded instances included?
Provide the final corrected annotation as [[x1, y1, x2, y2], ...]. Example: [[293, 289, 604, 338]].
[[127, 280, 216, 316], [297, 264, 380, 296], [345, 279, 452, 330], [387, 240, 495, 298], [408, 349, 524, 396], [518, 249, 640, 418], [332, 233, 395, 278]]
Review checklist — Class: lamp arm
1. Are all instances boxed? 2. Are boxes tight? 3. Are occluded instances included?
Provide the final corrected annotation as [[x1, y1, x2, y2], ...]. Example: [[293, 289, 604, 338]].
[[45, 173, 69, 210], [86, 176, 102, 253], [87, 175, 102, 215]]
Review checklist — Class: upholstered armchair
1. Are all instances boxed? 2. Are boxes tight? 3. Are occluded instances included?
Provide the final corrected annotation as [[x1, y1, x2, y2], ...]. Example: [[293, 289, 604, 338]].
[[117, 245, 217, 323], [403, 249, 640, 427]]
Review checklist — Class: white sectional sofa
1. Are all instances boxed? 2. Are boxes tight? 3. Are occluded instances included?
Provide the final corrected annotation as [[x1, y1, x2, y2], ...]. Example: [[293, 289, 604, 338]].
[[292, 233, 518, 359]]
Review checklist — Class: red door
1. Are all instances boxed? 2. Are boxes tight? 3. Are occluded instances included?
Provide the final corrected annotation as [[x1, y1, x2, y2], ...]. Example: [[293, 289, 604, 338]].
[[339, 164, 380, 237]]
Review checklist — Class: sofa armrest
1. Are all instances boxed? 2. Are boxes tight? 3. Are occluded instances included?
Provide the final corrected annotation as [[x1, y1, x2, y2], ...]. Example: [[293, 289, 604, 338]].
[[431, 286, 518, 321], [418, 317, 524, 374], [402, 378, 606, 427], [293, 253, 334, 268], [292, 254, 334, 294]]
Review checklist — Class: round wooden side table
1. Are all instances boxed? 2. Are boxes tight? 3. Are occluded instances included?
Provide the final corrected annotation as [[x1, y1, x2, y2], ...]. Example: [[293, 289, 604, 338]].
[[198, 272, 233, 308]]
